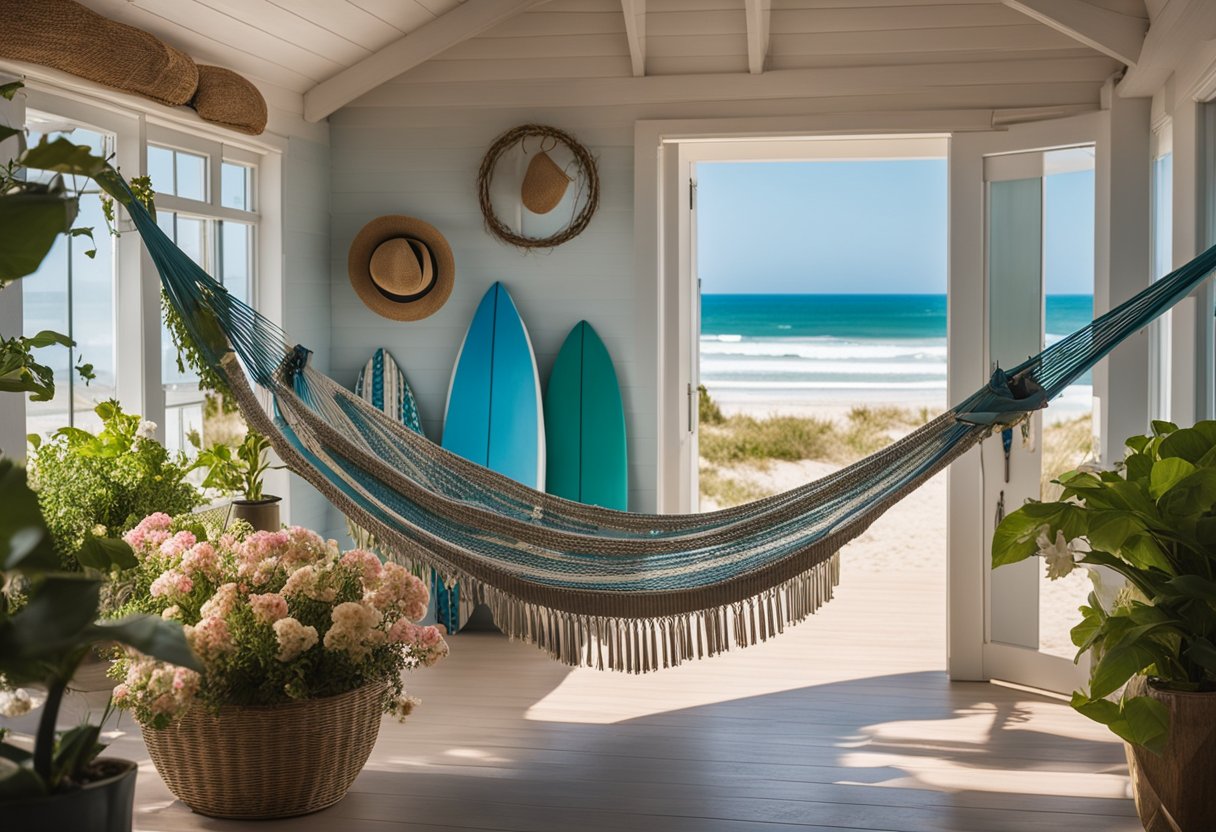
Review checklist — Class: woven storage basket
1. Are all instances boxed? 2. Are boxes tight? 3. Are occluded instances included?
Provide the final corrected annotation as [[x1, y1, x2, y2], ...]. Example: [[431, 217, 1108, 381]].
[[0, 0, 197, 106], [191, 65, 268, 136], [141, 682, 386, 819]]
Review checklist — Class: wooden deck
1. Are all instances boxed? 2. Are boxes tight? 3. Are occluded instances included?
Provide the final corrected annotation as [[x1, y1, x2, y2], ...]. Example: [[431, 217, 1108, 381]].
[[54, 555, 1138, 832]]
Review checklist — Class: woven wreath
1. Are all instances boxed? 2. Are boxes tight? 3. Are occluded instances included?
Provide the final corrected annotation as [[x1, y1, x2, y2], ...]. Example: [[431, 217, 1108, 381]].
[[477, 124, 600, 250]]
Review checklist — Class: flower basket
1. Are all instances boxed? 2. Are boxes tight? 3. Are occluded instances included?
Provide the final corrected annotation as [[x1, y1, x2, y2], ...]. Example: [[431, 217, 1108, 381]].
[[140, 681, 386, 819]]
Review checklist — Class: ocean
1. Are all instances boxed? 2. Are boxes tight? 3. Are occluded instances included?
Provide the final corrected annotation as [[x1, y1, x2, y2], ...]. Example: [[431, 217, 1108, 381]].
[[700, 293, 1094, 412]]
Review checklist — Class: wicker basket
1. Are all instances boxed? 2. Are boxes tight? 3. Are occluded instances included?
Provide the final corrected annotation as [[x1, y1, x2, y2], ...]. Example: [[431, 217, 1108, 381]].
[[141, 682, 386, 819]]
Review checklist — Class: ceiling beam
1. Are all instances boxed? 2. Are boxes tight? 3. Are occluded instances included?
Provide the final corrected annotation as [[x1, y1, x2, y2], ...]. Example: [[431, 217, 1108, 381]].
[[1003, 0, 1146, 66], [621, 0, 646, 77], [304, 0, 549, 122], [744, 0, 771, 75]]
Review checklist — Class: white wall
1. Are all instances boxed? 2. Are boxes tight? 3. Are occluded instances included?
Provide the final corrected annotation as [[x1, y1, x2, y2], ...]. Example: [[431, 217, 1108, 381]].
[[328, 106, 649, 508]]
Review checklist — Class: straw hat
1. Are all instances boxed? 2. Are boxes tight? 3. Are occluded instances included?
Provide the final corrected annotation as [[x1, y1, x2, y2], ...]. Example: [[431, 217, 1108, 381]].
[[521, 149, 572, 214], [348, 216, 454, 321]]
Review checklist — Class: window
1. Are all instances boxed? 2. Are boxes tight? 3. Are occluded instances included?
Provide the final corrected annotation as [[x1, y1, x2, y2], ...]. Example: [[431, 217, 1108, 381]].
[[147, 131, 259, 455], [1150, 124, 1173, 421], [22, 113, 117, 435]]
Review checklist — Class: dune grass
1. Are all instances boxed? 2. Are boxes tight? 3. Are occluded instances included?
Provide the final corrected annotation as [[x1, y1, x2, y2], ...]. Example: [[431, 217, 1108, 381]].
[[698, 402, 926, 469], [1041, 414, 1095, 501]]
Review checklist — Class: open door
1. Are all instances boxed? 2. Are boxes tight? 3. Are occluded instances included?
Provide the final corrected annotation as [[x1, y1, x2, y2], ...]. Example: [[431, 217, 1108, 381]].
[[948, 113, 1101, 694]]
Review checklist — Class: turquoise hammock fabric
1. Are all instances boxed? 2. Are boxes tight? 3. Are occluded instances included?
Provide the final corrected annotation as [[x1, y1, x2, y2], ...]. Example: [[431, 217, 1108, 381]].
[[116, 179, 1216, 672]]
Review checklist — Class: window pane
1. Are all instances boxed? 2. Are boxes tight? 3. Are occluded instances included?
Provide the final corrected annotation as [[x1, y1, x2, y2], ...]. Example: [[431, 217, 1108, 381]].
[[175, 216, 207, 268], [221, 222, 251, 303], [148, 145, 175, 195], [23, 122, 116, 437], [175, 150, 207, 201], [159, 211, 204, 387], [71, 186, 117, 430], [222, 162, 250, 211]]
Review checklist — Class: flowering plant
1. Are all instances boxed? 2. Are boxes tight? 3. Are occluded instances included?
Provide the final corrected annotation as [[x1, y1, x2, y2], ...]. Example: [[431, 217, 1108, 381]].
[[992, 420, 1216, 752], [110, 514, 446, 727], [29, 399, 199, 567]]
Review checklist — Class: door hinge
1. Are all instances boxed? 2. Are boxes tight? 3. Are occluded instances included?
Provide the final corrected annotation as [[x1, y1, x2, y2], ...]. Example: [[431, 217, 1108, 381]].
[[689, 178, 697, 210], [687, 382, 695, 433]]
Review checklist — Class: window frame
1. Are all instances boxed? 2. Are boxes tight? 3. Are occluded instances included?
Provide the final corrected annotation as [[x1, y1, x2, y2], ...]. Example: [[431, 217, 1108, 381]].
[[8, 82, 280, 457]]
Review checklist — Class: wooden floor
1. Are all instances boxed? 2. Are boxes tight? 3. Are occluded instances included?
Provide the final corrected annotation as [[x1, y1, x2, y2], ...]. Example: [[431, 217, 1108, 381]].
[[50, 555, 1138, 832]]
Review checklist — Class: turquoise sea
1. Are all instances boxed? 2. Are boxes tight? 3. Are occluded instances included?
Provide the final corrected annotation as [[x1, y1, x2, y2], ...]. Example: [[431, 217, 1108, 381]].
[[700, 293, 1094, 405]]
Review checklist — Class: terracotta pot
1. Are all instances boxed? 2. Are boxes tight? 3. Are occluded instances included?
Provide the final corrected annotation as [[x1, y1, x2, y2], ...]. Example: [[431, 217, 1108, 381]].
[[229, 495, 280, 532], [1125, 680, 1216, 831], [3, 758, 136, 831]]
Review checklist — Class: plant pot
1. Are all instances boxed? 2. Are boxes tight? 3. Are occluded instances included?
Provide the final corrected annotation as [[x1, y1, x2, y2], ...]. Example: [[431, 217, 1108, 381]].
[[140, 681, 386, 819], [3, 758, 136, 832], [229, 495, 281, 532], [1125, 680, 1216, 831]]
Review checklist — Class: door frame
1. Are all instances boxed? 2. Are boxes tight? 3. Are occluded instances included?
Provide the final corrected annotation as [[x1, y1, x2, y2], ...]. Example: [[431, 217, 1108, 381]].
[[947, 109, 1149, 693]]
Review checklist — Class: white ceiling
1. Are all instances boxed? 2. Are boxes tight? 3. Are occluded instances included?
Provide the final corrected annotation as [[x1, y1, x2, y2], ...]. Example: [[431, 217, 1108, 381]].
[[70, 0, 1152, 122]]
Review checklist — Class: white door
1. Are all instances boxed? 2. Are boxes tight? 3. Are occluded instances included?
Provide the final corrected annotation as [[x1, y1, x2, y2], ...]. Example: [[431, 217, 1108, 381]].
[[948, 114, 1102, 694]]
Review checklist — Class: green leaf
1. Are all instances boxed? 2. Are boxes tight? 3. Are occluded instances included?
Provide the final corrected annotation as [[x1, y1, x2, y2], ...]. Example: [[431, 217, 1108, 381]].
[[51, 724, 102, 788], [1090, 632, 1172, 699], [91, 616, 201, 671], [0, 459, 58, 573], [1125, 434, 1152, 454], [0, 81, 23, 101], [1150, 457, 1196, 500], [20, 137, 108, 178], [0, 125, 18, 144], [991, 507, 1046, 567], [1086, 511, 1144, 554], [1159, 427, 1215, 464], [75, 535, 137, 571], [1071, 692, 1169, 754], [1071, 604, 1104, 655], [0, 190, 79, 284], [24, 329, 73, 349], [1125, 452, 1153, 483], [1160, 575, 1216, 606], [0, 575, 101, 665], [1152, 420, 1179, 437]]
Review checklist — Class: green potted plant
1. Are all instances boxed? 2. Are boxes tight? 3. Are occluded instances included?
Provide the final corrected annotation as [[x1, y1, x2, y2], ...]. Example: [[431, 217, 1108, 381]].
[[30, 400, 200, 567], [109, 512, 446, 818], [993, 420, 1216, 831], [0, 460, 199, 831], [192, 430, 281, 531]]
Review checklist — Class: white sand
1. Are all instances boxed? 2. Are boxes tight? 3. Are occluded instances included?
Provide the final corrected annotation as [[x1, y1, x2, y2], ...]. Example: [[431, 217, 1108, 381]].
[[702, 409, 1094, 664]]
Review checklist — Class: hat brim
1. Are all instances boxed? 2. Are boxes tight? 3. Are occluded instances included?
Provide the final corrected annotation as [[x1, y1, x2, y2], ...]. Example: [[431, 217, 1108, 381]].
[[348, 215, 455, 322]]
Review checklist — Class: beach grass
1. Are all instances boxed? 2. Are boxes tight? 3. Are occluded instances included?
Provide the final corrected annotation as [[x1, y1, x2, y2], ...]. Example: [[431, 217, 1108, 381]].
[[698, 388, 1095, 509]]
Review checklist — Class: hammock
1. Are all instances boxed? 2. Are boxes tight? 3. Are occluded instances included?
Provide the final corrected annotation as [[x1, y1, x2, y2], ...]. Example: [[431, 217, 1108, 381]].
[[121, 181, 1216, 672]]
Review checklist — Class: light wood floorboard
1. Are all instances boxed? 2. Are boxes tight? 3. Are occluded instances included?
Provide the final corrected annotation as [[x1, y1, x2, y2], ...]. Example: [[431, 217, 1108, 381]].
[[40, 557, 1138, 831]]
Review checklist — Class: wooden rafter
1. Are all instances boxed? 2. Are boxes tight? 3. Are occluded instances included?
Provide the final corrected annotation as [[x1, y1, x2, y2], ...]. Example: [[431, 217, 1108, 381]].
[[744, 0, 771, 75], [620, 0, 646, 77], [303, 0, 550, 122], [1003, 0, 1146, 67]]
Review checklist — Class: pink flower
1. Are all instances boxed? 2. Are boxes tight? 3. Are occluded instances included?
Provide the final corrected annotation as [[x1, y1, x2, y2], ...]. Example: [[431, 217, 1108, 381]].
[[112, 683, 129, 702], [123, 512, 173, 555], [367, 562, 429, 617], [273, 617, 318, 662], [186, 616, 233, 658], [249, 592, 289, 625], [323, 601, 382, 659], [341, 548, 382, 583], [199, 582, 240, 619], [181, 542, 220, 578], [160, 530, 197, 559], [150, 569, 193, 599]]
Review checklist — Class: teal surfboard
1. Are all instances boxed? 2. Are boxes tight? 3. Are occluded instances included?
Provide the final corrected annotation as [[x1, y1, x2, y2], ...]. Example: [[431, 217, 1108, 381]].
[[443, 282, 545, 488], [544, 321, 628, 510], [355, 349, 464, 632]]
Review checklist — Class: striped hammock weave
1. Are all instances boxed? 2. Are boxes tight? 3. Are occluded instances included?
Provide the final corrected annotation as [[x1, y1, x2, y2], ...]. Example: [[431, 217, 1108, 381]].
[[116, 178, 1216, 673]]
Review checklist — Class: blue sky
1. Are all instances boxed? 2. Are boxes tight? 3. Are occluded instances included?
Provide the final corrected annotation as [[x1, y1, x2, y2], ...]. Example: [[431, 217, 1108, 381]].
[[696, 159, 1094, 295]]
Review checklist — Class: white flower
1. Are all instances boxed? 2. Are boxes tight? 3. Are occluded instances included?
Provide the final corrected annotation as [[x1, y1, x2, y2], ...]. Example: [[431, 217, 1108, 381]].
[[1085, 564, 1124, 611], [0, 688, 33, 717], [1036, 526, 1079, 580], [136, 420, 158, 439]]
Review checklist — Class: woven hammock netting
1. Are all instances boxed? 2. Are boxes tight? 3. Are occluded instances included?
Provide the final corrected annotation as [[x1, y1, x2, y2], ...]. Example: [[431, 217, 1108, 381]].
[[118, 178, 1216, 673]]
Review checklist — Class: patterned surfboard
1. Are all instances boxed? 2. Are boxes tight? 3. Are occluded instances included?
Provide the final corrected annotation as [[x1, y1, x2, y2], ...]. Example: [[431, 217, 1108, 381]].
[[354, 348, 466, 632]]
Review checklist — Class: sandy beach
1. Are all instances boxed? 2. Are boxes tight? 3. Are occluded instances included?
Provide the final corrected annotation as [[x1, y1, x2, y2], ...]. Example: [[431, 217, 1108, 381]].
[[701, 395, 1094, 665]]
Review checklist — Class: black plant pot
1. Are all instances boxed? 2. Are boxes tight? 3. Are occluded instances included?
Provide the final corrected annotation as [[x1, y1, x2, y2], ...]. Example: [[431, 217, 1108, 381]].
[[230, 495, 281, 532], [3, 758, 137, 832]]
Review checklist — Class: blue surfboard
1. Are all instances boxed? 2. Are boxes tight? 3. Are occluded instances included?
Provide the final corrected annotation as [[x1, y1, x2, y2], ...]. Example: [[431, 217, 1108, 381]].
[[441, 283, 544, 631], [443, 282, 545, 488]]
